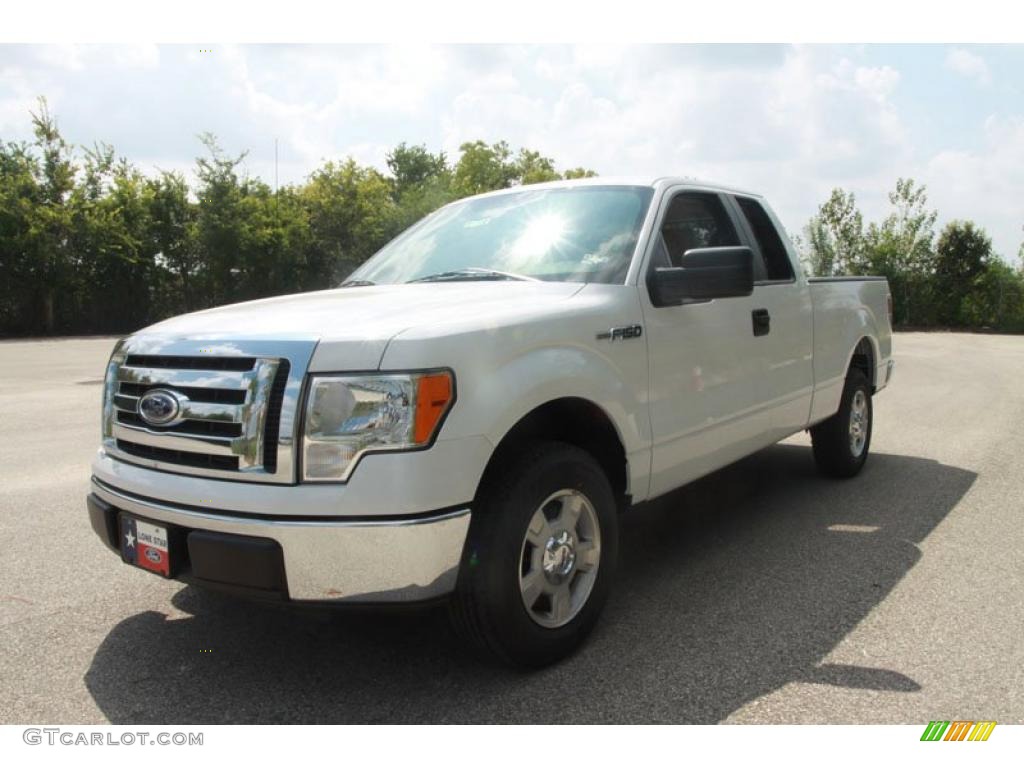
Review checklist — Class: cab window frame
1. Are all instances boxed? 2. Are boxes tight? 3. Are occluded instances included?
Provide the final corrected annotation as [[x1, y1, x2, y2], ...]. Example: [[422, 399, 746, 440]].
[[727, 194, 795, 285], [644, 189, 767, 295]]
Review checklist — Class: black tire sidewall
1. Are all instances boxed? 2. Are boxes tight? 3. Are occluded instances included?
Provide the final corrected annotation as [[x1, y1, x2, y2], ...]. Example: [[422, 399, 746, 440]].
[[821, 370, 872, 476]]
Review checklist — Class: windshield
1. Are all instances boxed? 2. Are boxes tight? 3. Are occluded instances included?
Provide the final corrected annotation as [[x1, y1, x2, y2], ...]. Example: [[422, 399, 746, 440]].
[[348, 185, 654, 285]]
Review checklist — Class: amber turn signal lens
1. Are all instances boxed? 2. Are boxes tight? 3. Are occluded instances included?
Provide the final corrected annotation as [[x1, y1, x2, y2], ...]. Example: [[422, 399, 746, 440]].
[[414, 372, 453, 444]]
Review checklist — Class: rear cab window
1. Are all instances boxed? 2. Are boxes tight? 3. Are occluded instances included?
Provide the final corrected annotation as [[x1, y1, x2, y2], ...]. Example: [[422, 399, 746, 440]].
[[733, 196, 794, 282]]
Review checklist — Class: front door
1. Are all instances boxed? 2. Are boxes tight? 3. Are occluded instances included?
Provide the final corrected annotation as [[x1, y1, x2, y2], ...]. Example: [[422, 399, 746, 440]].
[[641, 189, 770, 499]]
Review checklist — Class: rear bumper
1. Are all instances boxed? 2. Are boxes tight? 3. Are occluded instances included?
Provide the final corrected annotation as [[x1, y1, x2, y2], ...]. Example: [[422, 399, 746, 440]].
[[88, 478, 470, 604]]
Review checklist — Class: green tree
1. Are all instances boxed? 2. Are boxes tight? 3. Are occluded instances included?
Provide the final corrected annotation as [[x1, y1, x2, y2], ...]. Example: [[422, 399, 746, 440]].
[[386, 143, 448, 199], [934, 220, 993, 326], [960, 258, 1024, 331], [27, 98, 77, 332], [147, 171, 198, 313], [814, 188, 866, 275], [865, 178, 937, 275], [303, 158, 400, 282], [801, 215, 835, 277], [194, 133, 247, 306], [385, 143, 454, 228], [0, 140, 42, 333], [563, 167, 598, 180], [452, 140, 517, 196], [514, 148, 560, 185], [864, 178, 938, 325], [232, 180, 312, 301], [72, 150, 157, 332]]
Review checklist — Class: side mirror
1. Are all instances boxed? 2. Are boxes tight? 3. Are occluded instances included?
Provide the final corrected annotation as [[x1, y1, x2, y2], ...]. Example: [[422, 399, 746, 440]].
[[647, 246, 754, 306]]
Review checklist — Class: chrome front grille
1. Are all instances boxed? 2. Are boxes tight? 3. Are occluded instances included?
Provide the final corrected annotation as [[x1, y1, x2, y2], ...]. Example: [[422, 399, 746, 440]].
[[101, 338, 316, 483]]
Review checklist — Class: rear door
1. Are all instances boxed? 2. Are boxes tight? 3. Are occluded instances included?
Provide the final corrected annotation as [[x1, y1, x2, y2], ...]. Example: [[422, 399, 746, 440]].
[[726, 194, 814, 437], [640, 188, 770, 498]]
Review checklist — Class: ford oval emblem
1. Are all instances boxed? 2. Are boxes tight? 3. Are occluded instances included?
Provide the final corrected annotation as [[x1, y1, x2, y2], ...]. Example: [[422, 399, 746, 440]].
[[138, 389, 182, 426], [144, 547, 162, 563]]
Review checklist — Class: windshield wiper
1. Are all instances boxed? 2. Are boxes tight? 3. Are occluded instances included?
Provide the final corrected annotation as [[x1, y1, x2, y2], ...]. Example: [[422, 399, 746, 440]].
[[340, 279, 375, 287], [407, 268, 539, 284]]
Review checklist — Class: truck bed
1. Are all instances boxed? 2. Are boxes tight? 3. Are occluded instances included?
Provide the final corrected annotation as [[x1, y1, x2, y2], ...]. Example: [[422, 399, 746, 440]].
[[807, 276, 893, 426]]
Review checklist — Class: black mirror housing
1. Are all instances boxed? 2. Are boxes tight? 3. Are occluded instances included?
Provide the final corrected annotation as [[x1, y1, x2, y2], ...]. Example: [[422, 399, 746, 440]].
[[648, 246, 755, 306]]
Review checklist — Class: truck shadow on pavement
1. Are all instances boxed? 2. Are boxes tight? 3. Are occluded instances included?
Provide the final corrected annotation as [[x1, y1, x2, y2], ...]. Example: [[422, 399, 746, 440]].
[[84, 443, 975, 723]]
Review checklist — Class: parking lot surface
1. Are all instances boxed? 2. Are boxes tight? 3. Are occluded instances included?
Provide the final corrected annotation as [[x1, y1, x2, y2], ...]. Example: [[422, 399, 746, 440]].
[[1, 332, 1022, 723]]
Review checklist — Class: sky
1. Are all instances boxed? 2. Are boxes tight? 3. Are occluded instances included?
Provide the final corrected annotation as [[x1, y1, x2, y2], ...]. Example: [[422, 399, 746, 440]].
[[1, 43, 1022, 262]]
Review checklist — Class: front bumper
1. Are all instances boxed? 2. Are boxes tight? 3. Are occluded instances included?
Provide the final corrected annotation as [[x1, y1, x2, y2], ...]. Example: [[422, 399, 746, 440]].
[[89, 478, 471, 603]]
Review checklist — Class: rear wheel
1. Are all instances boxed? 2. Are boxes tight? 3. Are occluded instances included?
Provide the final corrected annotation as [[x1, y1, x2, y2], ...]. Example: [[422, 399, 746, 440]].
[[449, 441, 618, 668], [811, 368, 873, 478]]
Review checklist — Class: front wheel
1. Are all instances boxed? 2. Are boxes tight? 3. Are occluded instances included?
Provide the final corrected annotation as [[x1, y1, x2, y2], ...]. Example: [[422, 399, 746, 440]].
[[449, 441, 618, 668], [810, 368, 873, 478]]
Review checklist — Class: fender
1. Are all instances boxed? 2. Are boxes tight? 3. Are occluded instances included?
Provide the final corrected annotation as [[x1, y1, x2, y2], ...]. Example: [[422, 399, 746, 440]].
[[380, 300, 653, 501], [477, 346, 647, 497]]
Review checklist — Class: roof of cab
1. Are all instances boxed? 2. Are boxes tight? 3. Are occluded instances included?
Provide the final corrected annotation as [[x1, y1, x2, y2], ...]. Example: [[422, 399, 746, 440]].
[[460, 175, 763, 200]]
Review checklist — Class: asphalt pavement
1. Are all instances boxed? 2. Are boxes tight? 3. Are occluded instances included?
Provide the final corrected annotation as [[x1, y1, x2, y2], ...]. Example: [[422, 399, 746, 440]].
[[1, 332, 1022, 723]]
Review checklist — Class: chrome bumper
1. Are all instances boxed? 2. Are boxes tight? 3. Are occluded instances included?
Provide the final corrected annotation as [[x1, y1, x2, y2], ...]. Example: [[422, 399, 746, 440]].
[[91, 478, 470, 603]]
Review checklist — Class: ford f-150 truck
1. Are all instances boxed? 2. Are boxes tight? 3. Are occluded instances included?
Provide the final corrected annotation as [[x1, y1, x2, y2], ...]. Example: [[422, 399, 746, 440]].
[[88, 177, 894, 667]]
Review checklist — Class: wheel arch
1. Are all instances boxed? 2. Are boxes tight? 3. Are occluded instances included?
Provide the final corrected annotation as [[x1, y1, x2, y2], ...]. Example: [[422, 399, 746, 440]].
[[846, 335, 879, 391], [477, 397, 630, 512]]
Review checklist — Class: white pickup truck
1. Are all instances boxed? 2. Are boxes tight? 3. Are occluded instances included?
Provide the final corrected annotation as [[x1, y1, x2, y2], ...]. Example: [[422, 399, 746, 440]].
[[88, 177, 893, 667]]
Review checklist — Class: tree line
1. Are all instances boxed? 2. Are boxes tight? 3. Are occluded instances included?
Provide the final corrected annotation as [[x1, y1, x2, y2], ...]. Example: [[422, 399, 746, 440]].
[[797, 179, 1024, 331], [2, 99, 1022, 336], [0, 100, 596, 336]]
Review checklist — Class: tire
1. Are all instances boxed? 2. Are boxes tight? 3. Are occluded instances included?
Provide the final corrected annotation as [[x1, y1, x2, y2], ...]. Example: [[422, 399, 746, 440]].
[[449, 441, 618, 668], [811, 368, 873, 478]]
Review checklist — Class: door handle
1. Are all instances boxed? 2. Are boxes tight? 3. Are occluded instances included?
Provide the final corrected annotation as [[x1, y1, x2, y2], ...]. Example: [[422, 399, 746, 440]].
[[752, 308, 770, 337]]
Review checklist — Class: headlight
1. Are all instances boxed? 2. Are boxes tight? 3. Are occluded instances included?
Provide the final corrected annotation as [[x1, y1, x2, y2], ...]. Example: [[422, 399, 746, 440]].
[[102, 349, 126, 441], [301, 371, 454, 481]]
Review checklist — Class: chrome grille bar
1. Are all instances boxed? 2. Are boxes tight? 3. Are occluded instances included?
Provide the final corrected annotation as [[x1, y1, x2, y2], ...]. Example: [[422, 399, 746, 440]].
[[116, 366, 252, 390], [112, 422, 240, 456]]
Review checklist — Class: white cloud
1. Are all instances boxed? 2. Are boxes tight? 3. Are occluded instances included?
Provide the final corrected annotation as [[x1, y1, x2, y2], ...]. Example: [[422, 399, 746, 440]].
[[925, 115, 1024, 259], [945, 48, 991, 86], [853, 63, 901, 100], [434, 46, 913, 246]]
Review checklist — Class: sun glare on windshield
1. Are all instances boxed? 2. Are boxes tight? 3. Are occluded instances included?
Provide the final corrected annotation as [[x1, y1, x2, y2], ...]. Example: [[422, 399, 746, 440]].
[[350, 185, 654, 285], [509, 214, 567, 264]]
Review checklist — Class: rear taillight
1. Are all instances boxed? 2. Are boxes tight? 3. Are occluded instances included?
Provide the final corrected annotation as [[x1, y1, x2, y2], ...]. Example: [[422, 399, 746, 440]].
[[887, 294, 894, 327]]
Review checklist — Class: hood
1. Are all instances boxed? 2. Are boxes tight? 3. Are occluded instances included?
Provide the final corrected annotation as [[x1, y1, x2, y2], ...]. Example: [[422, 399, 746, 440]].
[[137, 282, 585, 371]]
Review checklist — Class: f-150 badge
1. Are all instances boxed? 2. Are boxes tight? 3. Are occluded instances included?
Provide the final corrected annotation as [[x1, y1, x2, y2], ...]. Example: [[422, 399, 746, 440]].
[[596, 325, 643, 341]]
